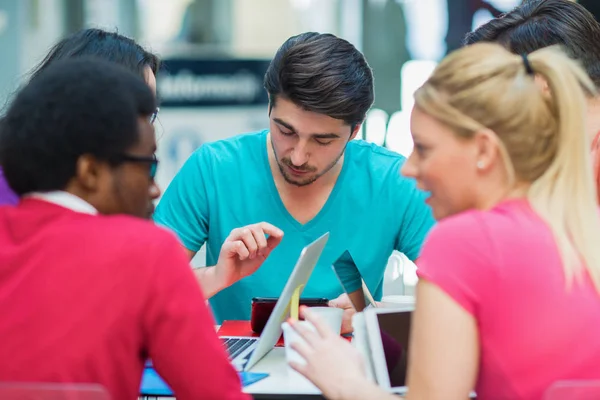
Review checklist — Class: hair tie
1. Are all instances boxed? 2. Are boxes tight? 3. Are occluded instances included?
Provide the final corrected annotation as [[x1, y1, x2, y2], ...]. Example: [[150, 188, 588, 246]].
[[521, 53, 534, 75]]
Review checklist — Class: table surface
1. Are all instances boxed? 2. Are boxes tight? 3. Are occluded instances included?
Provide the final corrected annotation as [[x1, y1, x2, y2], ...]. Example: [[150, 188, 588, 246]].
[[215, 322, 323, 398], [244, 347, 321, 396], [140, 344, 402, 400], [140, 347, 324, 400], [243, 347, 406, 400]]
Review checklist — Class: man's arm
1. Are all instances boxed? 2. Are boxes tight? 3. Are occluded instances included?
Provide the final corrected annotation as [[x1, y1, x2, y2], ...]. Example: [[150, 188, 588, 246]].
[[180, 248, 223, 299], [192, 265, 223, 299], [153, 145, 211, 268], [182, 248, 227, 299], [155, 147, 284, 298]]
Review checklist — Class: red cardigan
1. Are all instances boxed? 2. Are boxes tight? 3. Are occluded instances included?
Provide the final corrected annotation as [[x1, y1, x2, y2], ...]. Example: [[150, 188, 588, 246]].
[[0, 199, 249, 400]]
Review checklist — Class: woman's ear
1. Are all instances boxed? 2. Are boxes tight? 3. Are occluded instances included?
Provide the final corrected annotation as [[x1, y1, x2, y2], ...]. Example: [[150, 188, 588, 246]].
[[472, 129, 501, 172], [534, 74, 550, 95]]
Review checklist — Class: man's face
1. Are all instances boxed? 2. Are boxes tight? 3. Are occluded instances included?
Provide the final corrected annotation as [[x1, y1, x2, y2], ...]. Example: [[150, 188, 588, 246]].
[[269, 97, 358, 186], [92, 117, 161, 219]]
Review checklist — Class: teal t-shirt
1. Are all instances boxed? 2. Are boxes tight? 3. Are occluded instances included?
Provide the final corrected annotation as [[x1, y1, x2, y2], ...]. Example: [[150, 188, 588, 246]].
[[154, 130, 434, 323]]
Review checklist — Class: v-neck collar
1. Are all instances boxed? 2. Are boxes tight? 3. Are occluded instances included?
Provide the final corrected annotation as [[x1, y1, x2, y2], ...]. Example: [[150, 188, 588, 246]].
[[260, 130, 350, 232]]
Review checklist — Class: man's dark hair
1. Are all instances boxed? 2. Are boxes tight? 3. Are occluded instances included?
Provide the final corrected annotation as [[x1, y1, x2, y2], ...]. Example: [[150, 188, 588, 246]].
[[30, 28, 160, 81], [264, 32, 374, 128], [464, 0, 600, 87], [0, 58, 156, 195]]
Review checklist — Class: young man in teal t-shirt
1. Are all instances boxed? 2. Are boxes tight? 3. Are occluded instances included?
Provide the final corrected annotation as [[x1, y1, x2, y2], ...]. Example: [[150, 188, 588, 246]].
[[154, 32, 435, 324]]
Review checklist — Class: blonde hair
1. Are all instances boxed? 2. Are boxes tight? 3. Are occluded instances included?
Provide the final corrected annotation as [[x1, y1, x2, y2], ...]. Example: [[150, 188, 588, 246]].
[[414, 43, 600, 292]]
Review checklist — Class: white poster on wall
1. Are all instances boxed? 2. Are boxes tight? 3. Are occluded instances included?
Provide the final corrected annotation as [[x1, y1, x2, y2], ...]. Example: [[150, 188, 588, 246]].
[[154, 58, 271, 194], [154, 106, 268, 193]]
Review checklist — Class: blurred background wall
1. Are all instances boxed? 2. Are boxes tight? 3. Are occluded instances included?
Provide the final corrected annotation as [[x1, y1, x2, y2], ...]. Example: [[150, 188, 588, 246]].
[[1, 0, 585, 193]]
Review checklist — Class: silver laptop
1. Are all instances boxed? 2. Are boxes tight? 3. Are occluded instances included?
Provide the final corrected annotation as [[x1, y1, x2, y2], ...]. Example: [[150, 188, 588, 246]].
[[331, 256, 378, 311]]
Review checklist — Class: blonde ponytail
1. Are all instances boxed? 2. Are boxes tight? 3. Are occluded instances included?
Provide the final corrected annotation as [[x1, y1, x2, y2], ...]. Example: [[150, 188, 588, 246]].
[[526, 47, 600, 290], [414, 43, 600, 293]]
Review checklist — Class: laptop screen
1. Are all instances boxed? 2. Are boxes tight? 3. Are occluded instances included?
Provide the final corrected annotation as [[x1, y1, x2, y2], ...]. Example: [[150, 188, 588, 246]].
[[331, 256, 377, 311], [377, 311, 412, 387]]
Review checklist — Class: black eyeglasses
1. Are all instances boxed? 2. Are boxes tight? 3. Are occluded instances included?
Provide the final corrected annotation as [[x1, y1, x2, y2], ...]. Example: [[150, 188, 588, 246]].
[[150, 107, 160, 125], [113, 153, 158, 179]]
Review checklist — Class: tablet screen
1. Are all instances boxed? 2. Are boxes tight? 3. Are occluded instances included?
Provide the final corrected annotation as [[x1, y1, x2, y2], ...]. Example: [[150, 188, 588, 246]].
[[377, 311, 412, 387]]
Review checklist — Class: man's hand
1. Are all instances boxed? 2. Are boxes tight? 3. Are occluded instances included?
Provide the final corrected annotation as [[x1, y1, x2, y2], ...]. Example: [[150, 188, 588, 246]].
[[214, 222, 284, 290], [329, 293, 356, 334]]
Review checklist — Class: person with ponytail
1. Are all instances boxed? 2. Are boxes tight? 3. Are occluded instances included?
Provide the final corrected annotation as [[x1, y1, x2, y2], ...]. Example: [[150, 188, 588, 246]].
[[464, 0, 600, 204], [284, 43, 600, 400]]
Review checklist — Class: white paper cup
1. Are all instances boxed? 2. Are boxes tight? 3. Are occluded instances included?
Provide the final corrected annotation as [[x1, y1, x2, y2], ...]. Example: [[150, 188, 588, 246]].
[[281, 321, 316, 365], [305, 306, 344, 335], [281, 321, 317, 381], [380, 295, 415, 310]]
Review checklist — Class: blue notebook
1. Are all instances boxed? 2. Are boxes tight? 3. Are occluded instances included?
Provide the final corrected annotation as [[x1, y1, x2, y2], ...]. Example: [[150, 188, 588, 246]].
[[139, 366, 269, 396]]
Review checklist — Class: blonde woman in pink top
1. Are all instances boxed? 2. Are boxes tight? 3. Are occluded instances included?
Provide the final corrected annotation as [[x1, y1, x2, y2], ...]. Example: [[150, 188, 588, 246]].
[[285, 43, 600, 400]]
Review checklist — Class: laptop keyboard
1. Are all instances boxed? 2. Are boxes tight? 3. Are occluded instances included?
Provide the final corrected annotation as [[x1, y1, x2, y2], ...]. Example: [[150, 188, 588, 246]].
[[222, 337, 257, 360]]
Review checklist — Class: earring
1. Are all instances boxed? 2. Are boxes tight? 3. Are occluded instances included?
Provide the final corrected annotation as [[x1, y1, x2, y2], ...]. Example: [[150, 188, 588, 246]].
[[476, 161, 484, 169]]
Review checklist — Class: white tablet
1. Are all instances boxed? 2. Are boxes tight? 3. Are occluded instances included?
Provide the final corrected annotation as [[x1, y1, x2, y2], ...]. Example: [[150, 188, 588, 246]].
[[364, 307, 414, 390], [244, 232, 330, 371], [365, 307, 478, 398]]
